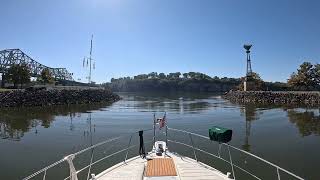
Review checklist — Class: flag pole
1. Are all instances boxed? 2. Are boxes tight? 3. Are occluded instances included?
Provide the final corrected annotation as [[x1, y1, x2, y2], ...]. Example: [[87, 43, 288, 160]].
[[164, 112, 168, 154], [153, 113, 156, 148]]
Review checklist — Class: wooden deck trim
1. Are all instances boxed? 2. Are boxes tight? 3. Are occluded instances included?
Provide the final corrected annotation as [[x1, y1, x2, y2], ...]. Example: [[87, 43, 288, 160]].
[[145, 158, 177, 177]]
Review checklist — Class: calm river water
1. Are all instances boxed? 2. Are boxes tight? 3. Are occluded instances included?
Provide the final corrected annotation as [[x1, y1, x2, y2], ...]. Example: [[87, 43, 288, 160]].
[[0, 92, 319, 180]]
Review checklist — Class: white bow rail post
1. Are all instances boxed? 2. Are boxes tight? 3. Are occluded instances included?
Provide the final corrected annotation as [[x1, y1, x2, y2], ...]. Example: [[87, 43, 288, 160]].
[[64, 154, 78, 180]]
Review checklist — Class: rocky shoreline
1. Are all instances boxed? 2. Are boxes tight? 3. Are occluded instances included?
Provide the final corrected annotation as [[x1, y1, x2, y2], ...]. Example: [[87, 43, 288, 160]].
[[0, 88, 120, 108], [224, 91, 320, 106]]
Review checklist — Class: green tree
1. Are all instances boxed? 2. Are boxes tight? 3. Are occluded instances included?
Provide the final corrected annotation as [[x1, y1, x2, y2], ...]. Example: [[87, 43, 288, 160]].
[[194, 73, 202, 80], [167, 73, 175, 79], [134, 74, 148, 80], [212, 76, 220, 81], [182, 73, 188, 79], [313, 63, 320, 85], [238, 72, 265, 91], [158, 73, 166, 79], [6, 64, 31, 88], [250, 72, 262, 81], [167, 72, 181, 79], [188, 72, 196, 79], [200, 73, 211, 80], [288, 62, 316, 90], [174, 72, 181, 79], [38, 68, 55, 84], [148, 72, 158, 79]]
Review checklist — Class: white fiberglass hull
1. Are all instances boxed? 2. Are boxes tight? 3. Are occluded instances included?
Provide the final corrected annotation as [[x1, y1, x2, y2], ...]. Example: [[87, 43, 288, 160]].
[[94, 151, 232, 180]]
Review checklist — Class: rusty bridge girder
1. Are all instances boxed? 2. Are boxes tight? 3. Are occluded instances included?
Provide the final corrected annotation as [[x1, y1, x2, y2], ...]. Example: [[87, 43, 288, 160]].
[[0, 49, 73, 81]]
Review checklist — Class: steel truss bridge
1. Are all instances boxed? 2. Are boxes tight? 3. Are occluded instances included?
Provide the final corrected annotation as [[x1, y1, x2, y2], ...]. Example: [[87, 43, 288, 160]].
[[0, 49, 73, 81]]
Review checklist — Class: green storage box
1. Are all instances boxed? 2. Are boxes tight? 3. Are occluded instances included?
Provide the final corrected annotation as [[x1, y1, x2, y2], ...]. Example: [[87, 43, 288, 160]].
[[209, 126, 232, 143]]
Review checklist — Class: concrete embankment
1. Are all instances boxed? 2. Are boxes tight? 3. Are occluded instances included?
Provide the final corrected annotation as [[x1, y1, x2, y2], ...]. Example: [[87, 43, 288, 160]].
[[0, 88, 120, 108], [224, 91, 320, 106]]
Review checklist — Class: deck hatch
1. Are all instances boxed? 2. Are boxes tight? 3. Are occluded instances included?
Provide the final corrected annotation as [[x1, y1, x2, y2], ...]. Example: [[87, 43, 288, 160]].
[[145, 158, 177, 177]]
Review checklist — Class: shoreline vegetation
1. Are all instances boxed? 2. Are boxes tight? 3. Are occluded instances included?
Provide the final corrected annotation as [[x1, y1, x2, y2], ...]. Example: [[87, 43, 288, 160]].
[[104, 62, 320, 107], [1, 62, 320, 107], [0, 88, 120, 108], [105, 62, 320, 93], [105, 72, 287, 92]]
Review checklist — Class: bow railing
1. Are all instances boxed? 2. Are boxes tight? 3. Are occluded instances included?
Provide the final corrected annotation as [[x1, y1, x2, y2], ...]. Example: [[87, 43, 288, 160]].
[[167, 128, 304, 180], [23, 129, 153, 180], [23, 127, 304, 180]]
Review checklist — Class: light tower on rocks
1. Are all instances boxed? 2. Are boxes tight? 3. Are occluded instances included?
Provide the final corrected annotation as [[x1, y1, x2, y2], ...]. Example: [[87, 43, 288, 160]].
[[243, 44, 253, 91], [244, 44, 253, 78]]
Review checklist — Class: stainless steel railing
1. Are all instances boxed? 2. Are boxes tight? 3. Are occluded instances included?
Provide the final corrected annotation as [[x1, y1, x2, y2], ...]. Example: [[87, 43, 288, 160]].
[[167, 127, 304, 180], [23, 129, 153, 180], [23, 127, 304, 180]]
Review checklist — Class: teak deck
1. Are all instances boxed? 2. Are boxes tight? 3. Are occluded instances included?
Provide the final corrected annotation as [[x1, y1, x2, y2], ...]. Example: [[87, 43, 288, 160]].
[[145, 158, 177, 177]]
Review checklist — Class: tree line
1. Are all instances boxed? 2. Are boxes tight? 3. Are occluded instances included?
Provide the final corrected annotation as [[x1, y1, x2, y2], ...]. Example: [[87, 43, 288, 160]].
[[111, 72, 240, 83], [1, 63, 55, 88], [107, 72, 242, 92], [108, 61, 320, 92], [2, 61, 319, 91]]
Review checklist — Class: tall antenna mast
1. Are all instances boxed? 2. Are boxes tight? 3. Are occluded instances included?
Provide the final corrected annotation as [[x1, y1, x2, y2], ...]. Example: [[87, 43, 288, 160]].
[[89, 34, 93, 84], [83, 35, 95, 85]]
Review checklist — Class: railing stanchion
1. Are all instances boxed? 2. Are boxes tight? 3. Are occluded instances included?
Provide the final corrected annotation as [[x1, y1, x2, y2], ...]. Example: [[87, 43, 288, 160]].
[[165, 112, 167, 147], [165, 125, 168, 147], [65, 154, 78, 180], [42, 169, 46, 180], [277, 168, 281, 180], [227, 145, 236, 180], [153, 113, 156, 147], [124, 134, 133, 163], [218, 143, 222, 158], [189, 133, 198, 162]]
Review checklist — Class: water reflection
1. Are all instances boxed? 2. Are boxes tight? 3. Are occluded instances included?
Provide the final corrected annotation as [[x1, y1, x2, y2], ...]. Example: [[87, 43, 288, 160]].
[[2, 93, 320, 146], [0, 103, 109, 141], [239, 104, 320, 151], [119, 92, 219, 113], [287, 109, 320, 137], [238, 104, 320, 151], [1, 93, 320, 179], [240, 105, 261, 152]]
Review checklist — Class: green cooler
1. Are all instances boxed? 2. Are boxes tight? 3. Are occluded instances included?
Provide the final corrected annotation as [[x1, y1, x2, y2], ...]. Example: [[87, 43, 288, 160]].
[[209, 126, 232, 143]]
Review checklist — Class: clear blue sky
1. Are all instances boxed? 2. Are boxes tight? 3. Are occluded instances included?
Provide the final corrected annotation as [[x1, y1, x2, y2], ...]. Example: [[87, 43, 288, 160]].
[[1, 0, 319, 83]]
